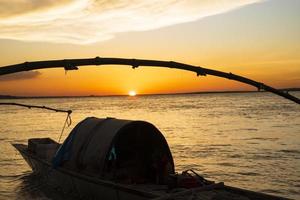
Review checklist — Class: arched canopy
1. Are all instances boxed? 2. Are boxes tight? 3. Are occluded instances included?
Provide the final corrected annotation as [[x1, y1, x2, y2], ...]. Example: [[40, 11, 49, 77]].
[[54, 117, 174, 180], [0, 57, 299, 104]]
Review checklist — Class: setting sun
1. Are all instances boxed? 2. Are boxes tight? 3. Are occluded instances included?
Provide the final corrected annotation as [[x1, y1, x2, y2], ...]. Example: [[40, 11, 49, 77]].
[[128, 91, 136, 96]]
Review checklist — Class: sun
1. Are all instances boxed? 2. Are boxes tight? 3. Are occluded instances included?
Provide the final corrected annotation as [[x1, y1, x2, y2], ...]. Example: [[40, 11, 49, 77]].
[[128, 90, 136, 96]]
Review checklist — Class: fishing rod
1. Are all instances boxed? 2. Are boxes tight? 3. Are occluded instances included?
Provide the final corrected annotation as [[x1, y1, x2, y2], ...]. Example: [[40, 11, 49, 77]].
[[0, 57, 299, 104], [0, 102, 72, 114], [0, 102, 72, 142]]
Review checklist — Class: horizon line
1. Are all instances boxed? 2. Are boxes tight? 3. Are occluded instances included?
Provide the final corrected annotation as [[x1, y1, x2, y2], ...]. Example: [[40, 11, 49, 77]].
[[1, 88, 299, 99]]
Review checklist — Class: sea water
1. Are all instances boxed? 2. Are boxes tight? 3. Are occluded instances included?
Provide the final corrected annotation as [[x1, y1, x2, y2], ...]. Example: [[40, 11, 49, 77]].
[[0, 92, 299, 199]]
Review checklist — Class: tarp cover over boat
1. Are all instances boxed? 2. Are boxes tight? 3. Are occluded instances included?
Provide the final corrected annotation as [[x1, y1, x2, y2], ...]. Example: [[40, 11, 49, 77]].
[[53, 117, 174, 183]]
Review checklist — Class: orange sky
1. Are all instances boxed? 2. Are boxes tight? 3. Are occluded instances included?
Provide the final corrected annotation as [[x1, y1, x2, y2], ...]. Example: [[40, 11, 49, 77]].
[[0, 0, 299, 96]]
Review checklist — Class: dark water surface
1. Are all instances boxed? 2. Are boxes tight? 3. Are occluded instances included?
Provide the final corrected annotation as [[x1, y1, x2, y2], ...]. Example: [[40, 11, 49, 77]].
[[0, 92, 299, 199]]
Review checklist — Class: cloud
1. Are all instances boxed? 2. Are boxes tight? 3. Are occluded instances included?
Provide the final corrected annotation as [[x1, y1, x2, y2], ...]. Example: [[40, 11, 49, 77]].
[[0, 71, 41, 81], [0, 0, 262, 44], [0, 0, 73, 18]]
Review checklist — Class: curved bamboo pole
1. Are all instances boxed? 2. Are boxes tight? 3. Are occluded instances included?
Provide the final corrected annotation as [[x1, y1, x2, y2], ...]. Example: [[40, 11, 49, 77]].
[[0, 57, 299, 104], [0, 102, 72, 114]]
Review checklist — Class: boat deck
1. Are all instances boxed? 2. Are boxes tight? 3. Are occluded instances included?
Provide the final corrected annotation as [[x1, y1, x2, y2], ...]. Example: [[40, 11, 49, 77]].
[[137, 182, 288, 200]]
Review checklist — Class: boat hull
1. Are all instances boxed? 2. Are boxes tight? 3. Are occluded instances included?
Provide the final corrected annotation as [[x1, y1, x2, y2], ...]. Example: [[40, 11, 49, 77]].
[[13, 143, 290, 200], [13, 144, 157, 200]]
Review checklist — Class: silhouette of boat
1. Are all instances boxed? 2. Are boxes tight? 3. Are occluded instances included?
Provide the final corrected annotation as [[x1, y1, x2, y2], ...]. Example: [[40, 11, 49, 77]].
[[2, 57, 298, 199], [13, 117, 289, 200]]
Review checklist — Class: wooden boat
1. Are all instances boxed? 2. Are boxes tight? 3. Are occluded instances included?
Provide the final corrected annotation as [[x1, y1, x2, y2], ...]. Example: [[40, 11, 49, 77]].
[[13, 117, 289, 200]]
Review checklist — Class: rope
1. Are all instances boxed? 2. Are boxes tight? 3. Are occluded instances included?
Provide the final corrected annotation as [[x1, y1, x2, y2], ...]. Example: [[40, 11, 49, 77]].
[[58, 112, 72, 143]]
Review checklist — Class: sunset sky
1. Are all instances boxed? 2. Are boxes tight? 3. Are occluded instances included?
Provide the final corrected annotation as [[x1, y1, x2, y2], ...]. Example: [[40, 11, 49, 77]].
[[0, 0, 299, 96]]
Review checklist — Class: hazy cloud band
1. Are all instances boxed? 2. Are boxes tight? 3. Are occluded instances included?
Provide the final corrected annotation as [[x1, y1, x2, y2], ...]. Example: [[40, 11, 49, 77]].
[[0, 71, 41, 81], [0, 0, 262, 44]]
